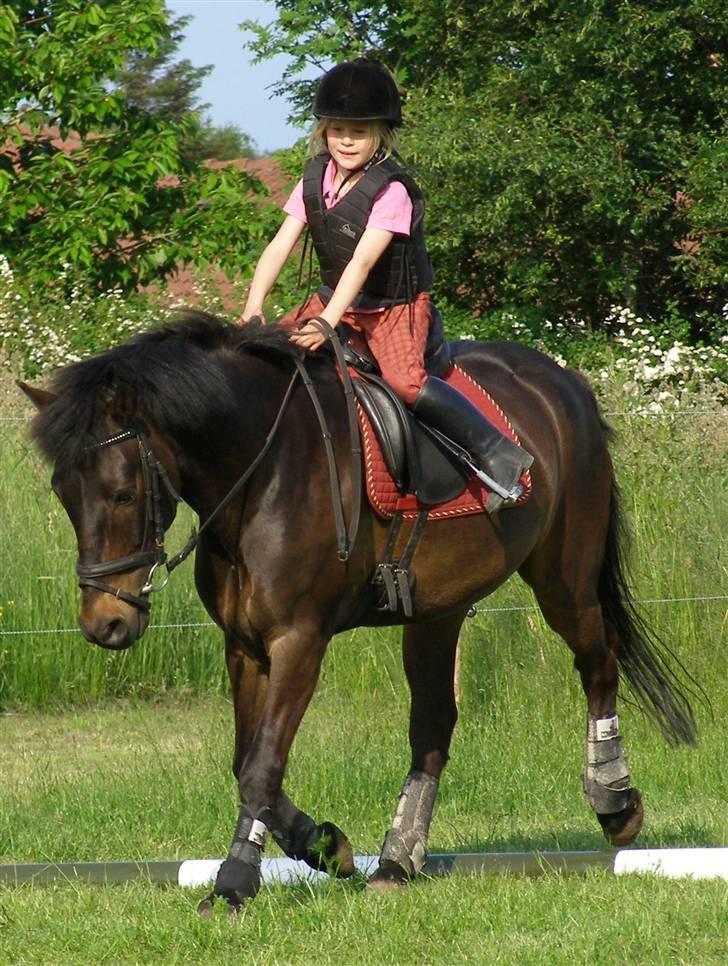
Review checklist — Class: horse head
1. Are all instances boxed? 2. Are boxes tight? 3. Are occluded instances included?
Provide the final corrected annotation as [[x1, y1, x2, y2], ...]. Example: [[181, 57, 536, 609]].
[[20, 380, 181, 650]]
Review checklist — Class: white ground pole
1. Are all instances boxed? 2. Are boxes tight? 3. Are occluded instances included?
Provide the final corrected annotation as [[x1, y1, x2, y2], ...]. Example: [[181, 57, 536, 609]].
[[1, 849, 727, 888]]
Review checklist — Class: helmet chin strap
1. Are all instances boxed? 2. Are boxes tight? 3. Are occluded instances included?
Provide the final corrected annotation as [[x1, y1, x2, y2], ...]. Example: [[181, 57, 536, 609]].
[[332, 147, 385, 200]]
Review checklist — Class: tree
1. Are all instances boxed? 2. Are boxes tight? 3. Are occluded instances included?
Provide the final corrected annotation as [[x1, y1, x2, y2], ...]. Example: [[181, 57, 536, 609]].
[[244, 1, 728, 332], [116, 9, 258, 162], [116, 10, 212, 121], [188, 123, 258, 162], [0, 1, 276, 292]]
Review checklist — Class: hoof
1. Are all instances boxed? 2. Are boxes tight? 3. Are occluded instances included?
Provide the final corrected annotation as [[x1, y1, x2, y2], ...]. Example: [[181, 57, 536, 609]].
[[196, 892, 242, 919], [367, 860, 412, 891], [304, 821, 355, 878], [197, 893, 215, 918], [598, 788, 644, 847]]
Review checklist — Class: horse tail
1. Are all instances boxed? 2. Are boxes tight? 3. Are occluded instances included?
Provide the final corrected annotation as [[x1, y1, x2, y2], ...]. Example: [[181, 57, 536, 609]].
[[599, 480, 699, 746]]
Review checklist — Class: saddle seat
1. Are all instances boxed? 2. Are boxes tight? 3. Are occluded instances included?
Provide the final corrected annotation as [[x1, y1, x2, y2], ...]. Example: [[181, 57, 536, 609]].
[[339, 308, 470, 506]]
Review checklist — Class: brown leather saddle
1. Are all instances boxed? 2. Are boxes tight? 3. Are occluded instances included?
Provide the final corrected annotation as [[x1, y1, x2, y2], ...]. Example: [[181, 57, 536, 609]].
[[337, 307, 470, 506]]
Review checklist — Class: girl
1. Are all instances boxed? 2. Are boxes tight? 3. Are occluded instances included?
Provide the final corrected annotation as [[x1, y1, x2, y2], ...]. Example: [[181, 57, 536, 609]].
[[241, 59, 532, 508]]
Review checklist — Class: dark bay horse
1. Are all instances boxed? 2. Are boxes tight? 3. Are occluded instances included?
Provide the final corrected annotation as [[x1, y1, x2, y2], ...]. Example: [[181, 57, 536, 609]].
[[22, 312, 697, 914]]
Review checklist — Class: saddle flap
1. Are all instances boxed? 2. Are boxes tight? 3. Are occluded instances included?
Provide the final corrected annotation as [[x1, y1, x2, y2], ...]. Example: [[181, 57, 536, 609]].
[[353, 379, 407, 493], [353, 376, 468, 505]]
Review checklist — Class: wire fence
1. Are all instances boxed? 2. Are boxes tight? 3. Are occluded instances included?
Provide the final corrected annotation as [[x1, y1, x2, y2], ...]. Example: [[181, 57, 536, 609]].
[[1, 595, 726, 639], [2, 408, 727, 425]]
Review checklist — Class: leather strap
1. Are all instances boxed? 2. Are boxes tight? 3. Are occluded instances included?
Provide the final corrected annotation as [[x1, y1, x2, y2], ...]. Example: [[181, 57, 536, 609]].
[[297, 318, 362, 562], [166, 366, 301, 573]]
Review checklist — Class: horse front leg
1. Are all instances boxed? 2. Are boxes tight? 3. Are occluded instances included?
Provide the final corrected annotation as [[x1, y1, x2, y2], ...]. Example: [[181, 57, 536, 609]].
[[202, 626, 343, 915], [227, 645, 349, 871], [369, 612, 465, 889]]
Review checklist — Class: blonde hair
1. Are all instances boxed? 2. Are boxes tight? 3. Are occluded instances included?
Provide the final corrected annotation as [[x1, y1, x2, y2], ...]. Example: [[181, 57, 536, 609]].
[[308, 118, 399, 160]]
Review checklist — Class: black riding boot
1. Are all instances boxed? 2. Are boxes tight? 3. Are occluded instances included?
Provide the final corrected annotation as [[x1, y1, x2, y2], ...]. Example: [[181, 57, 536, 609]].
[[412, 376, 533, 510]]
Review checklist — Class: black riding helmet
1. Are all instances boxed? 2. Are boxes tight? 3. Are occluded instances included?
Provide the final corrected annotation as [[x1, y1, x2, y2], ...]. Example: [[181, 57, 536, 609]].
[[313, 59, 402, 127]]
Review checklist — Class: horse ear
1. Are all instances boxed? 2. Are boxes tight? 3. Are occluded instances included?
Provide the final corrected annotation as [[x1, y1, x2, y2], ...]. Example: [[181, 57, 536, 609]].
[[18, 381, 56, 411], [102, 382, 136, 425]]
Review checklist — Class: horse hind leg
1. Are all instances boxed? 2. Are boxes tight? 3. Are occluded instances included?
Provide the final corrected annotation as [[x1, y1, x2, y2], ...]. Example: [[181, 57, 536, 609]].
[[369, 611, 464, 889], [522, 563, 644, 847]]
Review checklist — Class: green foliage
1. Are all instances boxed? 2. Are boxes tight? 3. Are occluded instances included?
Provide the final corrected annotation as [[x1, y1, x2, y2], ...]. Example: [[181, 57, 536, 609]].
[[115, 9, 212, 121], [0, 1, 278, 292], [186, 121, 258, 162], [245, 1, 728, 334]]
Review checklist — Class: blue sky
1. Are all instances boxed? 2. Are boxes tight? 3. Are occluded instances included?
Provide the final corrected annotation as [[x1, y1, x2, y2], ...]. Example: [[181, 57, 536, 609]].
[[165, 1, 308, 153]]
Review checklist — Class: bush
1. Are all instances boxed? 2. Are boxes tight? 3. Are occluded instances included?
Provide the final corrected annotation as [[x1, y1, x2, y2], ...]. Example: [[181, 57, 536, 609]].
[[0, 256, 173, 377]]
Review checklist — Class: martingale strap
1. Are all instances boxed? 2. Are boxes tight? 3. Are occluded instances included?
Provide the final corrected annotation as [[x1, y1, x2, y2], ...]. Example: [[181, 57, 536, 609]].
[[166, 367, 301, 572]]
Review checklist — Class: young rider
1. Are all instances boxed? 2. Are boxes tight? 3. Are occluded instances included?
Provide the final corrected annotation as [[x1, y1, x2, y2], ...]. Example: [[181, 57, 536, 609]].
[[241, 59, 532, 507]]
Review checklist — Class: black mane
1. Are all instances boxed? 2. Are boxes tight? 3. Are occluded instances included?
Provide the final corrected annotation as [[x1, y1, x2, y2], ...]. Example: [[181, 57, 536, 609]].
[[32, 311, 304, 467]]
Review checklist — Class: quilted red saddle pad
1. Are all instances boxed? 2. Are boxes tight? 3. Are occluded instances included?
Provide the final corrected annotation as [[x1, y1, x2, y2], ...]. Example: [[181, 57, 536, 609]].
[[357, 363, 532, 520]]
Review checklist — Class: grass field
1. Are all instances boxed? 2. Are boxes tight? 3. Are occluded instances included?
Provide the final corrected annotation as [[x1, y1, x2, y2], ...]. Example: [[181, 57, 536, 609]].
[[0, 372, 726, 963]]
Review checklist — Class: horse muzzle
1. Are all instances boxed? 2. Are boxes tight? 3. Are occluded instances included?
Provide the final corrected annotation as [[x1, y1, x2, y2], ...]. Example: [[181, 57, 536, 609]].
[[80, 604, 149, 650]]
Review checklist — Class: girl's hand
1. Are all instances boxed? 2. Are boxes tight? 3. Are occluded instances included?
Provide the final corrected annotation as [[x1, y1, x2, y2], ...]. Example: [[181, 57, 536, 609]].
[[289, 320, 330, 351]]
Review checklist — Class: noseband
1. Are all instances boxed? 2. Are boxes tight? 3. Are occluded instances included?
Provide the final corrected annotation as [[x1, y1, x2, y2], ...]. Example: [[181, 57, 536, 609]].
[[76, 427, 181, 613]]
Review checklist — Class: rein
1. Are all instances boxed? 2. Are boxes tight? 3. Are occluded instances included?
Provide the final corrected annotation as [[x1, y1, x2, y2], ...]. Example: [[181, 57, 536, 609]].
[[79, 326, 362, 611], [294, 316, 362, 561]]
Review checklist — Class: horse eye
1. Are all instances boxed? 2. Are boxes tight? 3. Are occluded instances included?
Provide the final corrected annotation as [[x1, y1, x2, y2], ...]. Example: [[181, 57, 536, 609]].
[[113, 490, 136, 507]]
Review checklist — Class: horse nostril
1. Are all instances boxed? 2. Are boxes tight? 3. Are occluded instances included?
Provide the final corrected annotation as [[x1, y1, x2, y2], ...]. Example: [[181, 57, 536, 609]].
[[99, 618, 132, 650]]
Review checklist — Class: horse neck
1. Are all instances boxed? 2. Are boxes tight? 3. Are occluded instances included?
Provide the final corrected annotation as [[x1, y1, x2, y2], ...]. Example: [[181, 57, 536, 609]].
[[168, 355, 302, 518]]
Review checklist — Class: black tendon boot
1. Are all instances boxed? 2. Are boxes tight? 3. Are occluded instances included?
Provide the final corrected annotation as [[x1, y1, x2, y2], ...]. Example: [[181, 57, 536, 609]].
[[412, 376, 533, 511]]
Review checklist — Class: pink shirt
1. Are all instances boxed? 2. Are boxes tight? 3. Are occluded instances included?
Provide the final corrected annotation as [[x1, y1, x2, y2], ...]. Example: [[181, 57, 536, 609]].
[[283, 158, 413, 235]]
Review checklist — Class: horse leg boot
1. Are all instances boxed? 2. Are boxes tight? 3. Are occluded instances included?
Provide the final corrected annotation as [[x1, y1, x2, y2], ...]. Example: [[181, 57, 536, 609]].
[[412, 376, 533, 511], [369, 615, 462, 888], [369, 770, 439, 887]]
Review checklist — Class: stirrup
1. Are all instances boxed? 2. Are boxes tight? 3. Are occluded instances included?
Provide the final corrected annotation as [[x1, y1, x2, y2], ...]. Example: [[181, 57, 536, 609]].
[[469, 464, 524, 504]]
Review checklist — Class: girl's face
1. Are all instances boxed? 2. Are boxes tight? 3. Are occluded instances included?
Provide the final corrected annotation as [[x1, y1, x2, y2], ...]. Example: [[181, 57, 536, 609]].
[[325, 121, 379, 172]]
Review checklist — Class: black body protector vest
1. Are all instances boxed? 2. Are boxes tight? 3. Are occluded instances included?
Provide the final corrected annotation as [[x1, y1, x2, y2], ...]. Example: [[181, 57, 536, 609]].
[[302, 152, 433, 309]]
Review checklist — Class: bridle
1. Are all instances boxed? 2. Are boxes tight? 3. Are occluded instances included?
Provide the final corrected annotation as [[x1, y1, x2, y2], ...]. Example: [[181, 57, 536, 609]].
[[74, 328, 363, 615], [75, 427, 181, 613]]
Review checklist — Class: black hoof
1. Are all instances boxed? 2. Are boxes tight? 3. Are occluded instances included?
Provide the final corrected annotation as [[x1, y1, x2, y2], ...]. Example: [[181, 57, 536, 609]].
[[196, 892, 243, 919], [598, 788, 644, 846], [303, 821, 355, 878], [367, 860, 413, 891], [206, 855, 261, 913]]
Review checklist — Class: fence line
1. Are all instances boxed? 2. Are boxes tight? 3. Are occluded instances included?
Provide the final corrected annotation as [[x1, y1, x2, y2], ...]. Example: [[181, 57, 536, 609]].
[[0, 595, 725, 638], [2, 408, 727, 425]]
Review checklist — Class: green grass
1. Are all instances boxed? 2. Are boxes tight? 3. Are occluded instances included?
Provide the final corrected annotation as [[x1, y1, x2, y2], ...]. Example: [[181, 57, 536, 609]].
[[0, 695, 726, 964], [0, 373, 726, 962]]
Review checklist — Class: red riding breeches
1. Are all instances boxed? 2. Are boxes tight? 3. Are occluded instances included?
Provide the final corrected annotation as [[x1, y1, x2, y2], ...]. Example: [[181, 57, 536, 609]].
[[277, 292, 432, 405]]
